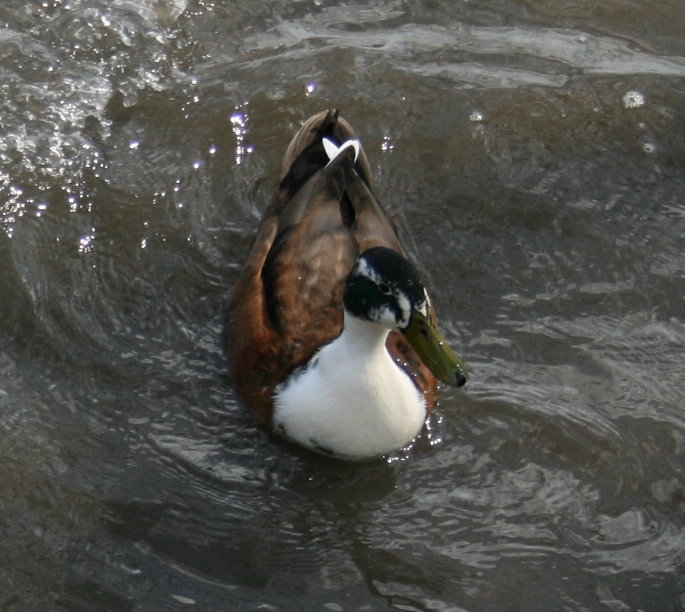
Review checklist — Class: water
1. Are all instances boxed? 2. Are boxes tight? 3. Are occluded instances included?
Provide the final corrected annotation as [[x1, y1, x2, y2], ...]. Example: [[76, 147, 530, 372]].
[[1, 1, 684, 609]]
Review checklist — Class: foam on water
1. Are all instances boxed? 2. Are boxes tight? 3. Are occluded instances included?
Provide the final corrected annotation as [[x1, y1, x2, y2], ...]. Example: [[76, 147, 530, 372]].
[[0, 0, 190, 236]]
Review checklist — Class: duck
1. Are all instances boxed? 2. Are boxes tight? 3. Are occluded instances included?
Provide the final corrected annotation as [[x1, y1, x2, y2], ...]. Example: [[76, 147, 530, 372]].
[[226, 109, 467, 461]]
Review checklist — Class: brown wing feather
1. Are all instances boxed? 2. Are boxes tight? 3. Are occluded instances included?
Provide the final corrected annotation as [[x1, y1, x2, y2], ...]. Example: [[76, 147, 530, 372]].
[[227, 156, 359, 422], [227, 110, 439, 424]]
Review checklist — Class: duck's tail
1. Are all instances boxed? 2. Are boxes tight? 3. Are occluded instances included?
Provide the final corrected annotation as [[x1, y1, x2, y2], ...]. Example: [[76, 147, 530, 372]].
[[277, 110, 373, 203]]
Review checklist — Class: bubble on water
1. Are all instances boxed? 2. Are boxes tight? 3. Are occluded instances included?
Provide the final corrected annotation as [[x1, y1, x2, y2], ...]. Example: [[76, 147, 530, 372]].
[[35, 202, 49, 218], [68, 193, 79, 213], [381, 135, 395, 152], [642, 142, 657, 154], [266, 87, 286, 100], [230, 105, 252, 165], [469, 110, 484, 122], [78, 228, 96, 254], [623, 90, 646, 109]]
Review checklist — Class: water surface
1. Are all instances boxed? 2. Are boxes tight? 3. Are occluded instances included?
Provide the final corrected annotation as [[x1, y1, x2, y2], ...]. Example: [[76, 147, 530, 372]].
[[1, 0, 684, 609]]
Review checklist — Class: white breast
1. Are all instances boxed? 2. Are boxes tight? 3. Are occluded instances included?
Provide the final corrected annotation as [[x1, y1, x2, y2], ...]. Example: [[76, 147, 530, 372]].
[[272, 314, 427, 460]]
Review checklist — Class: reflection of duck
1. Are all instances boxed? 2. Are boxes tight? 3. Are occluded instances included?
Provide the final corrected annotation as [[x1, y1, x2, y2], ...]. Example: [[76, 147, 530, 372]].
[[226, 110, 467, 460]]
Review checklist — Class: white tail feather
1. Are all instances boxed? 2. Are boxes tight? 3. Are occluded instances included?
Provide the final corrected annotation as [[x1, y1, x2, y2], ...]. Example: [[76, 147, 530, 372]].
[[323, 137, 360, 166]]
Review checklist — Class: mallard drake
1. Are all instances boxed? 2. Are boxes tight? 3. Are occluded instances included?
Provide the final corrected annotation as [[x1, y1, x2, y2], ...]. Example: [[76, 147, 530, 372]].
[[226, 109, 467, 460]]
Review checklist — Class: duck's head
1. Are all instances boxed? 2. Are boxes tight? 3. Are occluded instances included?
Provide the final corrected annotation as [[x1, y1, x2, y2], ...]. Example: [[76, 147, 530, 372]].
[[344, 246, 468, 387]]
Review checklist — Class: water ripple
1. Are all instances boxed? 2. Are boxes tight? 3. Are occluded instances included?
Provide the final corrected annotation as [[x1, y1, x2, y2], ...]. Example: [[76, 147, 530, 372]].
[[244, 22, 685, 81]]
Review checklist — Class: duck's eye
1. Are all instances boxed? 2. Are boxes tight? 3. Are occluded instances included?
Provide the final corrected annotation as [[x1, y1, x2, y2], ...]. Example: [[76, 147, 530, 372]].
[[378, 282, 391, 295]]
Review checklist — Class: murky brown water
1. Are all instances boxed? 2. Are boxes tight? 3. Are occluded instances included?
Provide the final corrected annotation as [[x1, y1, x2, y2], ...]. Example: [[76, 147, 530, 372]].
[[1, 1, 684, 609]]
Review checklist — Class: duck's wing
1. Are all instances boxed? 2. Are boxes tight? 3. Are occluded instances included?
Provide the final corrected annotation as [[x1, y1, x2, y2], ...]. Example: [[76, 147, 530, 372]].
[[261, 127, 408, 340]]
